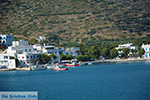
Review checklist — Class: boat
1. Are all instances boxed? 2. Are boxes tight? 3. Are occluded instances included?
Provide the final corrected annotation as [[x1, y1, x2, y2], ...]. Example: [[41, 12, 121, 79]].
[[53, 67, 69, 71], [46, 64, 55, 69], [30, 65, 47, 71], [66, 62, 80, 67], [53, 64, 68, 71]]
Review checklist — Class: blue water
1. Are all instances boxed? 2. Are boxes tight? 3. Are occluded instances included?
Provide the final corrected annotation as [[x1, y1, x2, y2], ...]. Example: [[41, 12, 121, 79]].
[[0, 61, 150, 100]]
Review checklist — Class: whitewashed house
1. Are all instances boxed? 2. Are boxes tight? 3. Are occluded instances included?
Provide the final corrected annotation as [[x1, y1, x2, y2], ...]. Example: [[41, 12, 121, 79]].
[[115, 43, 138, 57], [6, 40, 40, 66], [0, 34, 14, 47], [17, 52, 39, 66], [0, 54, 16, 69], [63, 47, 79, 58], [141, 44, 150, 58], [42, 46, 60, 63]]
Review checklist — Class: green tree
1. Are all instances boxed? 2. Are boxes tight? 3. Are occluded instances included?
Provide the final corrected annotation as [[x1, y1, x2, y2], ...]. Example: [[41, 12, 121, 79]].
[[134, 38, 142, 48], [138, 48, 145, 58], [122, 48, 130, 58], [49, 54, 57, 63], [49, 54, 57, 60], [131, 49, 135, 57], [79, 43, 84, 55], [101, 48, 109, 58], [60, 54, 67, 60], [76, 55, 91, 61], [39, 54, 50, 64], [88, 46, 100, 59], [110, 48, 118, 59], [60, 54, 73, 60], [29, 38, 38, 44]]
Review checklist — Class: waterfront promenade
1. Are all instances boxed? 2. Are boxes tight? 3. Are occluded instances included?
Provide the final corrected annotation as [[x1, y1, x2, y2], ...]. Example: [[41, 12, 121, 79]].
[[81, 58, 150, 65]]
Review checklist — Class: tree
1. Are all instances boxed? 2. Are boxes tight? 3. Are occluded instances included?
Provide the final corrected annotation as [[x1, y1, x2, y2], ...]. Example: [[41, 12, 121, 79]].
[[122, 48, 130, 58], [134, 38, 142, 48], [79, 43, 84, 55], [131, 49, 135, 57], [49, 54, 57, 60], [101, 48, 109, 58], [60, 54, 73, 60], [110, 48, 118, 59], [76, 55, 91, 61], [88, 46, 100, 59], [39, 54, 50, 64], [60, 54, 67, 60], [138, 48, 145, 58]]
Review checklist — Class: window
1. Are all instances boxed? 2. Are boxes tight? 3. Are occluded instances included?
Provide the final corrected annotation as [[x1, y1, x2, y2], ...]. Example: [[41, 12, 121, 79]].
[[4, 56, 8, 59], [24, 62, 25, 64], [25, 49, 27, 52], [27, 56, 29, 59], [33, 56, 35, 58], [31, 56, 32, 58], [29, 49, 31, 52], [145, 48, 147, 51]]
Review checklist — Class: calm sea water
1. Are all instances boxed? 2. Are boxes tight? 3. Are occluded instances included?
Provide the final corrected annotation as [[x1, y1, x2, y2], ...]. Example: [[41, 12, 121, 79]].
[[0, 61, 150, 100]]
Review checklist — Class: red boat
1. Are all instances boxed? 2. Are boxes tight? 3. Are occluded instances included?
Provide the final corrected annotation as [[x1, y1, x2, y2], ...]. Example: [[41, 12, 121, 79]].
[[53, 67, 69, 71], [66, 62, 80, 67]]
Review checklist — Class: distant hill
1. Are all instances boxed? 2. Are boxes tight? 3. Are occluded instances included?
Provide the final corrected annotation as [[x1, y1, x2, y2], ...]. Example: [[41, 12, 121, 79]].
[[0, 0, 150, 44]]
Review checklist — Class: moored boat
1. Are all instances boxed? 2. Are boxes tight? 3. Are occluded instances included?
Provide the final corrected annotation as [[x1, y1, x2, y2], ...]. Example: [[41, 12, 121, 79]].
[[53, 64, 68, 71], [66, 62, 80, 67], [30, 65, 47, 71], [53, 67, 69, 71]]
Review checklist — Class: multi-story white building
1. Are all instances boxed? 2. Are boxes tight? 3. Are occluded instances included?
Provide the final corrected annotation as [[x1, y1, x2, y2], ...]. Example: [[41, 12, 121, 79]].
[[0, 54, 16, 69], [5, 40, 40, 66], [42, 46, 60, 63], [17, 52, 39, 66], [0, 34, 14, 47], [115, 43, 138, 57], [141, 44, 150, 58]]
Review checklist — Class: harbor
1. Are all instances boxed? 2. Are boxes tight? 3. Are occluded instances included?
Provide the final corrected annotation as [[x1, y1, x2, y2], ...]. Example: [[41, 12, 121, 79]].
[[0, 61, 150, 100]]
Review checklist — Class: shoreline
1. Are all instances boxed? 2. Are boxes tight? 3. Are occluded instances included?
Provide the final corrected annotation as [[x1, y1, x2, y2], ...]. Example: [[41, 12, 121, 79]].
[[81, 58, 150, 65]]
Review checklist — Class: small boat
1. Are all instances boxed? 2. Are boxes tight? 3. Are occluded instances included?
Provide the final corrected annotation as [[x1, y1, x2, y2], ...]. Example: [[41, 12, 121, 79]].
[[46, 64, 55, 69], [66, 62, 80, 67], [53, 67, 69, 71], [30, 65, 47, 71], [53, 64, 68, 71]]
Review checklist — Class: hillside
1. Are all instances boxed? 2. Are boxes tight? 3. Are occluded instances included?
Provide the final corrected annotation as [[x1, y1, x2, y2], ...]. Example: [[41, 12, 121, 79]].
[[0, 0, 150, 44]]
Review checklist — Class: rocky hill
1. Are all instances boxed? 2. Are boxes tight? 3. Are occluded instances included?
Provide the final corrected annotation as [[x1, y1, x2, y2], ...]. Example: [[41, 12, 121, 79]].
[[0, 0, 150, 44]]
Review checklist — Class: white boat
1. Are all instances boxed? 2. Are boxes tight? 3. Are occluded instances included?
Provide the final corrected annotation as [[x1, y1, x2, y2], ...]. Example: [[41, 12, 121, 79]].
[[30, 65, 47, 71], [46, 64, 55, 69]]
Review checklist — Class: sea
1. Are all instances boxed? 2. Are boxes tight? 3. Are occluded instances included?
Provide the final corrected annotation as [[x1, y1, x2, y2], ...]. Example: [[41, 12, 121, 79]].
[[0, 61, 150, 100]]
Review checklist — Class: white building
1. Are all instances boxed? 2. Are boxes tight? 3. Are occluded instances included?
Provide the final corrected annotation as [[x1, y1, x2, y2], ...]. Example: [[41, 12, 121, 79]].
[[17, 52, 39, 66], [36, 35, 46, 42], [115, 43, 138, 57], [12, 40, 28, 46], [141, 44, 150, 58], [0, 54, 16, 69], [0, 34, 14, 47], [5, 40, 40, 66], [63, 47, 79, 58], [33, 44, 42, 52], [42, 46, 60, 63]]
